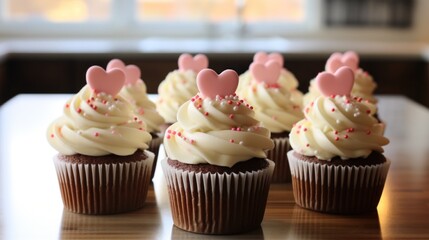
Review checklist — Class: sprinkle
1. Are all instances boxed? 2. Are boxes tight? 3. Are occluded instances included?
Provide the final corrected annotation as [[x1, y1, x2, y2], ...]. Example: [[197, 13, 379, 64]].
[[190, 139, 195, 144], [367, 130, 372, 135], [346, 128, 355, 133], [77, 108, 82, 113], [236, 102, 241, 106], [306, 143, 310, 147], [177, 132, 182, 137], [344, 134, 349, 139], [134, 117, 138, 121], [330, 94, 336, 98], [50, 134, 54, 138], [102, 100, 107, 105], [334, 130, 338, 135], [65, 104, 69, 108], [227, 100, 233, 105], [331, 108, 335, 112], [167, 130, 172, 134], [172, 131, 177, 135], [366, 109, 371, 114], [91, 97, 95, 101], [94, 132, 100, 137], [335, 136, 340, 141], [166, 135, 171, 139], [139, 128, 143, 131], [229, 114, 234, 119], [204, 112, 209, 116], [250, 106, 254, 110], [191, 98, 195, 102], [86, 99, 91, 103], [229, 139, 235, 143], [303, 128, 307, 132]]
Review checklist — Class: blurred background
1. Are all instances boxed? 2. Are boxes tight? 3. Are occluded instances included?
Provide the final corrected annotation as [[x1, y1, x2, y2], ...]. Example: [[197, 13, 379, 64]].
[[0, 0, 428, 106]]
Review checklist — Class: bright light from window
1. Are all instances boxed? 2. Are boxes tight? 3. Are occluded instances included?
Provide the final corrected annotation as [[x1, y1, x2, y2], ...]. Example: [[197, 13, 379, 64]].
[[4, 0, 111, 22]]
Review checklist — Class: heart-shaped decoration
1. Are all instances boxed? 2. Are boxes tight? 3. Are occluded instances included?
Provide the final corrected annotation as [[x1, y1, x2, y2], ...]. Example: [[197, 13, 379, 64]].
[[106, 59, 141, 85], [316, 66, 355, 97], [178, 53, 209, 73], [86, 66, 125, 96], [196, 69, 238, 99], [253, 52, 283, 66], [250, 60, 282, 85], [326, 51, 359, 73]]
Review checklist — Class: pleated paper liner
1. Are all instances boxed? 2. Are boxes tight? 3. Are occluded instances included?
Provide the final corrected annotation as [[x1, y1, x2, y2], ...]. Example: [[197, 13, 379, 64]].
[[266, 137, 291, 183], [148, 136, 163, 179], [287, 151, 390, 214], [54, 151, 154, 215], [161, 158, 275, 235]]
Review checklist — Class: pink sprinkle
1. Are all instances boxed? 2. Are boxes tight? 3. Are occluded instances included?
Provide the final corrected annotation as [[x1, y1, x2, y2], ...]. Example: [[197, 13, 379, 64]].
[[166, 135, 171, 139], [296, 130, 300, 134], [77, 108, 82, 113], [334, 130, 338, 135], [190, 139, 195, 144], [65, 104, 69, 108], [204, 112, 209, 116], [228, 100, 233, 105], [229, 114, 234, 119], [335, 136, 340, 141], [240, 100, 244, 103], [94, 132, 99, 137], [344, 134, 349, 139], [86, 99, 91, 103], [236, 102, 241, 106], [50, 134, 54, 138], [102, 100, 107, 105], [345, 99, 351, 104], [346, 128, 355, 133], [303, 128, 307, 132], [134, 117, 138, 121], [330, 94, 336, 98], [167, 130, 172, 134], [172, 131, 177, 135], [177, 132, 182, 137], [91, 97, 95, 101], [191, 98, 195, 102], [331, 108, 335, 112], [229, 139, 235, 143], [197, 104, 202, 109], [236, 127, 241, 131]]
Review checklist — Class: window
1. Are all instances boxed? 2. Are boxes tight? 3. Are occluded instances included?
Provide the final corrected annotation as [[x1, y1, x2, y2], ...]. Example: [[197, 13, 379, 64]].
[[0, 0, 312, 37]]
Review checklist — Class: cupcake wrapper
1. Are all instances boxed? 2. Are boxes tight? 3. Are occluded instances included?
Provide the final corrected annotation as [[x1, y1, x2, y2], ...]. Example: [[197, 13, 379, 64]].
[[148, 137, 163, 179], [54, 151, 154, 215], [288, 151, 390, 214], [161, 158, 275, 235], [266, 137, 291, 183]]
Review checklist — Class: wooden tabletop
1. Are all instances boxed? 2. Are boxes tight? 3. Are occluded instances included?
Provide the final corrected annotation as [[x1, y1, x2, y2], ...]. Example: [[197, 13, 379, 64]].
[[0, 94, 428, 239]]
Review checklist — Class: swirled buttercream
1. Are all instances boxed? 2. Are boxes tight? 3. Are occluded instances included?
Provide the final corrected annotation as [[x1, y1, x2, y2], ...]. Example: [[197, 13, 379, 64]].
[[304, 70, 377, 106], [164, 94, 274, 167], [238, 81, 304, 133], [120, 80, 165, 133], [156, 70, 198, 123], [47, 85, 152, 156], [289, 95, 388, 160]]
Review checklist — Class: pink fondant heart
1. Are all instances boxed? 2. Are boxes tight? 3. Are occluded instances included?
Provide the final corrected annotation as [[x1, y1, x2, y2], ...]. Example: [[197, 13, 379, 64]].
[[178, 53, 209, 73], [196, 69, 238, 99], [86, 66, 125, 96], [253, 52, 284, 66], [106, 59, 141, 85], [250, 60, 282, 85], [326, 51, 359, 73], [316, 66, 355, 97]]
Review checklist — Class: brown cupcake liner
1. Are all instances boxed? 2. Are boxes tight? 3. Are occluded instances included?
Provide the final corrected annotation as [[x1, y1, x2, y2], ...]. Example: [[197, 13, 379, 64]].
[[161, 158, 275, 235], [266, 137, 291, 183], [54, 151, 154, 215], [148, 137, 163, 179], [288, 151, 390, 214]]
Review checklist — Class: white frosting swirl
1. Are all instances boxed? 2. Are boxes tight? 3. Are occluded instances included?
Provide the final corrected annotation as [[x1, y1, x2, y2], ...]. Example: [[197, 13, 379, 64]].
[[238, 81, 304, 133], [304, 69, 378, 106], [289, 95, 388, 160], [164, 94, 274, 167], [47, 85, 152, 156], [120, 80, 165, 133], [156, 70, 198, 123]]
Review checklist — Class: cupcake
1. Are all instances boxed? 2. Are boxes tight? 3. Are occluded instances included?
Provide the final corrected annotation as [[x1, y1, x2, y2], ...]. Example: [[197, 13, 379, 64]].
[[237, 59, 304, 182], [162, 68, 275, 234], [303, 51, 378, 106], [288, 66, 390, 214], [47, 65, 155, 214], [156, 53, 208, 132], [238, 51, 303, 106], [107, 59, 165, 178]]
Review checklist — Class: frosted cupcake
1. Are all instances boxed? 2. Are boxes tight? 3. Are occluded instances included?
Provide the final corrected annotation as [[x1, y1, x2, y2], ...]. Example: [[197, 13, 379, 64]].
[[303, 51, 378, 106], [107, 59, 165, 178], [238, 51, 303, 106], [237, 60, 304, 182], [162, 68, 275, 234], [288, 66, 390, 214], [47, 66, 154, 214], [156, 53, 208, 131]]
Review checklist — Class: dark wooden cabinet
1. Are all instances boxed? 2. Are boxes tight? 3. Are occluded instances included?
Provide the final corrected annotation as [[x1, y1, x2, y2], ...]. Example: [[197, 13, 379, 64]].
[[1, 54, 428, 108]]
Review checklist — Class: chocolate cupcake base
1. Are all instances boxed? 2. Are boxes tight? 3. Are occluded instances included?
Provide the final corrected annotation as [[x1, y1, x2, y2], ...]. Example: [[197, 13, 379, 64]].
[[288, 150, 390, 214], [54, 150, 155, 215], [161, 158, 275, 234]]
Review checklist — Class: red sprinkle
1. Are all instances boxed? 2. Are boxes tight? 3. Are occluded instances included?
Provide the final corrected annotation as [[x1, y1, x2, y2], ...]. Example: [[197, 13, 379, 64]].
[[366, 109, 371, 114], [94, 132, 100, 137], [166, 135, 171, 139], [303, 128, 307, 132], [227, 100, 233, 105], [344, 134, 349, 139], [229, 114, 234, 119], [306, 143, 310, 147], [190, 139, 195, 144], [334, 130, 338, 135], [331, 108, 335, 112], [50, 134, 54, 138], [250, 106, 254, 110], [77, 108, 82, 113], [229, 139, 235, 143], [335, 136, 340, 141], [177, 132, 182, 137], [65, 104, 70, 108], [204, 112, 209, 116]]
